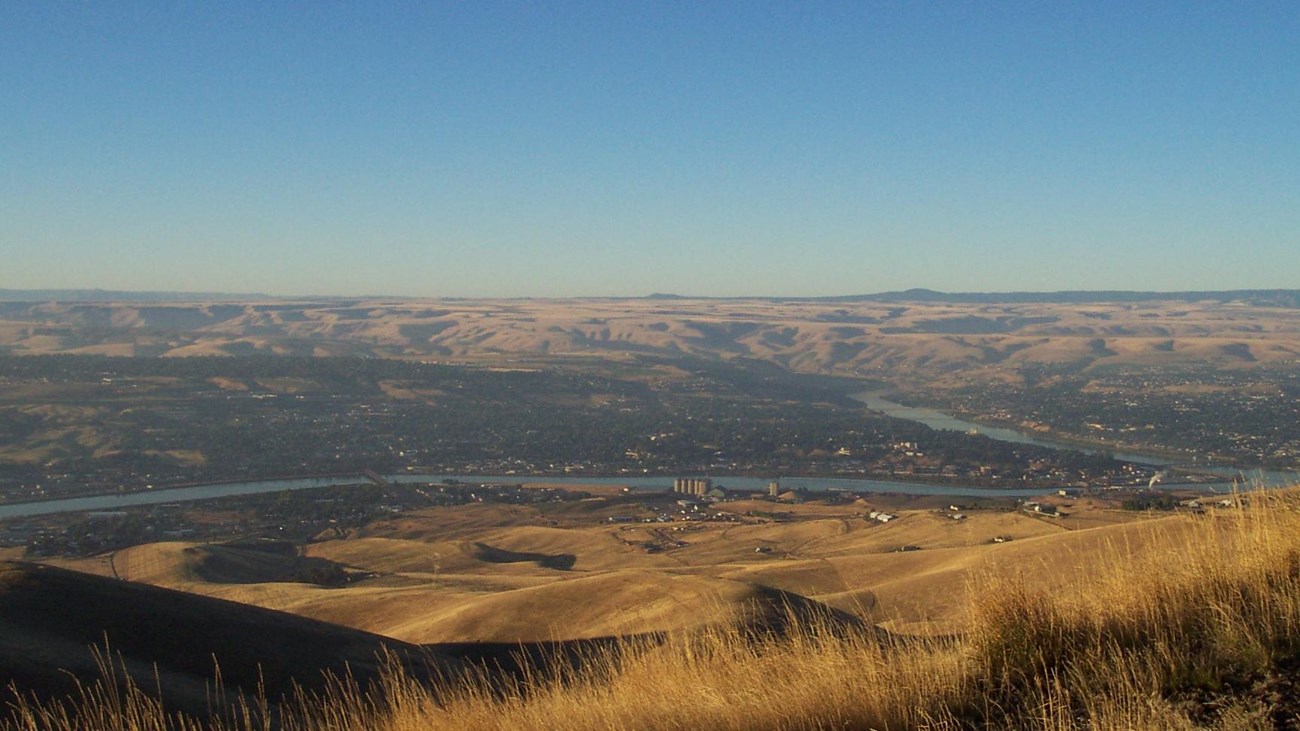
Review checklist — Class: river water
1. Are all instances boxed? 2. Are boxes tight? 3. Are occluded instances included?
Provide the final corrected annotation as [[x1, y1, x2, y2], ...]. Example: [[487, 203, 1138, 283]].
[[851, 390, 1300, 487], [0, 473, 1053, 520], [0, 475, 369, 520], [1, 390, 1294, 520], [850, 391, 1165, 465]]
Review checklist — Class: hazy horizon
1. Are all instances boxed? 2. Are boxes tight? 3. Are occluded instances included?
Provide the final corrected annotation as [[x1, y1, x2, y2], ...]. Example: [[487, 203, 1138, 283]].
[[2, 279, 1300, 300], [4, 3, 1298, 298]]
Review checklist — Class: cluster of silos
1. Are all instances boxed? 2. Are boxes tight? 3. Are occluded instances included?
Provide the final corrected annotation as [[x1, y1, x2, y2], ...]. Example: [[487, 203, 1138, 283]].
[[672, 477, 712, 496]]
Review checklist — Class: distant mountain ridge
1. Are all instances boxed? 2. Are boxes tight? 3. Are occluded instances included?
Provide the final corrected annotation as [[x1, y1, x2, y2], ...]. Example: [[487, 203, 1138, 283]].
[[0, 289, 271, 303], [840, 288, 1300, 307], [4, 288, 1298, 306], [1, 293, 1296, 372]]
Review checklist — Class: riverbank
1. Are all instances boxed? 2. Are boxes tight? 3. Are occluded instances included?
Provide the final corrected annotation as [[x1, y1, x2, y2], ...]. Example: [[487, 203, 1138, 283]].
[[0, 471, 379, 509], [851, 390, 1300, 484], [850, 390, 1173, 466]]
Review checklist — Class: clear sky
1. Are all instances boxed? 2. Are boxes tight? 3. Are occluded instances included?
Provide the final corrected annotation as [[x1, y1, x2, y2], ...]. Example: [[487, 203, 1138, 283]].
[[3, 2, 1298, 298]]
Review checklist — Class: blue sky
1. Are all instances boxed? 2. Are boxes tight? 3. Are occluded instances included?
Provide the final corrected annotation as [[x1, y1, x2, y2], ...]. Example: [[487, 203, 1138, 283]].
[[3, 2, 1297, 297]]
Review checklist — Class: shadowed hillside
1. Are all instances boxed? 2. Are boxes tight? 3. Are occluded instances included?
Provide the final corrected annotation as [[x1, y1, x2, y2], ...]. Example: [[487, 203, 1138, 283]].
[[0, 561, 443, 718]]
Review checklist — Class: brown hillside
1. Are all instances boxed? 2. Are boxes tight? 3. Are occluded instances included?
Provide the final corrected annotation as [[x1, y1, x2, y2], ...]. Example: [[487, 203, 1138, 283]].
[[0, 561, 443, 717], [3, 297, 1297, 377]]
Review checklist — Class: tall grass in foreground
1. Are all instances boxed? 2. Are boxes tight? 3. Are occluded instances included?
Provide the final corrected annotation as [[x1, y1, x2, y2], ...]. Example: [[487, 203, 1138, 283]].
[[8, 489, 1300, 730]]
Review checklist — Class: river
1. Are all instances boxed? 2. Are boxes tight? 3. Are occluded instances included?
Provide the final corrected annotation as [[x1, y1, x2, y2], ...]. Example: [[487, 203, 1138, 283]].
[[850, 390, 1166, 465], [0, 472, 1055, 520], [2, 390, 1294, 520], [851, 390, 1300, 487]]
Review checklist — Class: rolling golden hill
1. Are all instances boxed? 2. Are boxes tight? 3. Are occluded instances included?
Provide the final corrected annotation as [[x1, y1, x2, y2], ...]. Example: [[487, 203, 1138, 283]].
[[54, 499, 1172, 643], [19, 490, 1300, 730], [2, 297, 1297, 378]]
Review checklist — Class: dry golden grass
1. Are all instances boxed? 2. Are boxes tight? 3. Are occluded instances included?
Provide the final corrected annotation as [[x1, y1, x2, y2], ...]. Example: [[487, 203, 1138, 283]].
[[59, 504, 1159, 643], [10, 487, 1300, 730]]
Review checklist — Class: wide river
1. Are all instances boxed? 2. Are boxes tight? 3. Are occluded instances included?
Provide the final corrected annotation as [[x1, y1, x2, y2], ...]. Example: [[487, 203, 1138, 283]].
[[1, 390, 1294, 520], [851, 390, 1300, 487], [850, 391, 1166, 465], [0, 473, 1058, 520]]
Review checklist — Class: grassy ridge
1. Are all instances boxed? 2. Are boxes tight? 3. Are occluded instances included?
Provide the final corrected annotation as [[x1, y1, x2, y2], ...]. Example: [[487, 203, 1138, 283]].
[[7, 489, 1300, 730]]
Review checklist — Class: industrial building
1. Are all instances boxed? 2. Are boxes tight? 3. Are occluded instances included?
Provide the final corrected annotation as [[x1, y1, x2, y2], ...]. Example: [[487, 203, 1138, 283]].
[[672, 477, 712, 497]]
